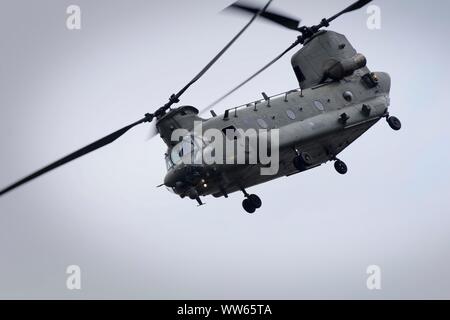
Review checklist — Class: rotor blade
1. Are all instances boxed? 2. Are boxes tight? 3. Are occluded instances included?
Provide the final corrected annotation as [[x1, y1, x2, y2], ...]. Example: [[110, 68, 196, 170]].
[[162, 0, 274, 112], [0, 2, 274, 196], [327, 0, 372, 23], [146, 121, 158, 141], [200, 40, 301, 115], [226, 1, 301, 31], [0, 117, 148, 197]]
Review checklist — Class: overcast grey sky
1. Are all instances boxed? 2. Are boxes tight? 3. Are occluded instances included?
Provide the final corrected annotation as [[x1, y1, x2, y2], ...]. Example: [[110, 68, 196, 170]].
[[0, 0, 449, 299]]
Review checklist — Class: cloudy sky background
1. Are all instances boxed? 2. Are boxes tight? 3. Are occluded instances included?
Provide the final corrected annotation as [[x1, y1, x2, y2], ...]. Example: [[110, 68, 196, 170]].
[[0, 0, 449, 299]]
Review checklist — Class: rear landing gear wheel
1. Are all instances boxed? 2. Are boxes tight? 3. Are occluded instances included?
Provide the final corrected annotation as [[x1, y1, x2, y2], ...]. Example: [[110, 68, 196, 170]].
[[248, 194, 262, 209], [387, 116, 402, 131], [242, 198, 256, 214], [334, 160, 348, 175], [240, 187, 262, 213]]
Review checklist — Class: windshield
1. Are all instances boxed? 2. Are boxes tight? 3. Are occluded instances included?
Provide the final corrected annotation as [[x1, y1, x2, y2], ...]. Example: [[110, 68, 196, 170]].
[[165, 154, 174, 171], [170, 135, 202, 166]]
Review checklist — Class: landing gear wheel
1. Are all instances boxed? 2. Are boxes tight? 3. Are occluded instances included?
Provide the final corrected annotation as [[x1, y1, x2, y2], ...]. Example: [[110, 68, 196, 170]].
[[334, 160, 348, 175], [387, 116, 402, 131], [293, 152, 313, 171], [293, 157, 305, 171], [242, 198, 256, 214], [248, 194, 262, 209]]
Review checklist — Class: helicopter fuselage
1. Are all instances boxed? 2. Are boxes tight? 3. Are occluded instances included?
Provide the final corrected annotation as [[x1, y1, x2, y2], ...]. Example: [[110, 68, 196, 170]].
[[154, 30, 399, 210], [162, 70, 391, 201]]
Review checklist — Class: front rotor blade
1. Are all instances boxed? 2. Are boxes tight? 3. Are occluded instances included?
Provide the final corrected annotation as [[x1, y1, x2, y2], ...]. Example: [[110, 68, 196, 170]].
[[0, 2, 274, 196], [146, 121, 158, 141], [161, 0, 274, 112], [0, 117, 147, 197], [327, 0, 372, 23], [226, 1, 301, 31]]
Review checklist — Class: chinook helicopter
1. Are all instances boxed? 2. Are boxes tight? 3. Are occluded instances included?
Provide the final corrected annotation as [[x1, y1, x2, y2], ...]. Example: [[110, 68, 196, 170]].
[[0, 0, 402, 213]]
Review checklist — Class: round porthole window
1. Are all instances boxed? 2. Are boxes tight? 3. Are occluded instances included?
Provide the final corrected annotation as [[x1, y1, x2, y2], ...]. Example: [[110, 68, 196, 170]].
[[286, 109, 296, 120], [257, 118, 268, 129], [314, 100, 325, 111]]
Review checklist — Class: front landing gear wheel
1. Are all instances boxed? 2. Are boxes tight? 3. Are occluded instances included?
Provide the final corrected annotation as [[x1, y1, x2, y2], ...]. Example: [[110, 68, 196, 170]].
[[242, 198, 256, 214], [334, 160, 348, 175], [248, 194, 262, 209], [387, 116, 402, 131]]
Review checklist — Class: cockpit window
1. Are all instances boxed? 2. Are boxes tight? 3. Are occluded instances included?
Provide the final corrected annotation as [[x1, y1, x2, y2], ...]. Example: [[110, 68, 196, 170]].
[[165, 154, 174, 170], [170, 135, 202, 166]]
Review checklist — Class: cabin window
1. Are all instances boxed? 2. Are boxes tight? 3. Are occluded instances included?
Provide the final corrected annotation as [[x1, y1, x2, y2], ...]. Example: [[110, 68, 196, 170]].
[[257, 119, 268, 129], [314, 100, 325, 111], [286, 109, 296, 120]]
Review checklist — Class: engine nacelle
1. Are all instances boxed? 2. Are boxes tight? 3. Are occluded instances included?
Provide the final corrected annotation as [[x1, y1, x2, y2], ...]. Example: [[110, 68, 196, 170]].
[[325, 53, 367, 81], [291, 30, 370, 89]]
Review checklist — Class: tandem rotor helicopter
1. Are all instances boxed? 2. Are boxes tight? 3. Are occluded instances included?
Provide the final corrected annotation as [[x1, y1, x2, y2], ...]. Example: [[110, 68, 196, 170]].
[[0, 0, 402, 213]]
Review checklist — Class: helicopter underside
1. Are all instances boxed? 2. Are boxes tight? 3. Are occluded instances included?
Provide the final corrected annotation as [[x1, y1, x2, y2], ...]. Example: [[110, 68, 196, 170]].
[[210, 116, 382, 198]]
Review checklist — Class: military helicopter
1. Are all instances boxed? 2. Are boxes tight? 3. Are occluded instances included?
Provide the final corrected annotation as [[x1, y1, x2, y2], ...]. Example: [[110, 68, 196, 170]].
[[0, 0, 402, 213]]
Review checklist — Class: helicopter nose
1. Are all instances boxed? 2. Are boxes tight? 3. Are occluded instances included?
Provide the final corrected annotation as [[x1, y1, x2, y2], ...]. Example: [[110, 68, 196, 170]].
[[164, 168, 184, 188], [163, 165, 203, 189]]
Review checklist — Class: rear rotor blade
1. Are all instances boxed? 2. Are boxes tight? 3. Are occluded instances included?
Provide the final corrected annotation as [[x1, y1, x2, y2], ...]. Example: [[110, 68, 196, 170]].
[[327, 0, 372, 23], [226, 1, 301, 31], [0, 117, 148, 197]]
